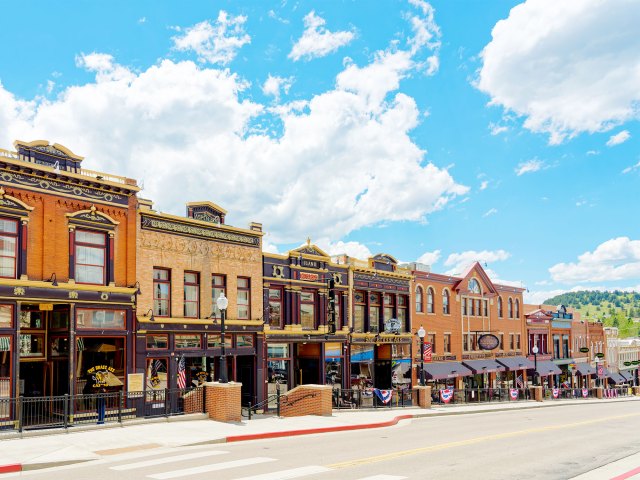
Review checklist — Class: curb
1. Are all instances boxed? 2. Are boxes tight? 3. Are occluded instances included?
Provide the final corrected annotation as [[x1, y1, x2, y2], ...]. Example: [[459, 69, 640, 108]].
[[0, 464, 21, 474]]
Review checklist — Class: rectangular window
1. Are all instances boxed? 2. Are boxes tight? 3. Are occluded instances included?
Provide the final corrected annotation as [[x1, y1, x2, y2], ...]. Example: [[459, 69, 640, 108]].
[[19, 333, 44, 357], [444, 333, 451, 353], [184, 272, 199, 318], [427, 334, 436, 355], [0, 305, 12, 328], [476, 299, 481, 317], [483, 300, 488, 317], [207, 334, 232, 349], [463, 333, 469, 351], [75, 230, 106, 285], [300, 290, 315, 329], [146, 334, 168, 350], [268, 287, 283, 328], [499, 333, 504, 350], [397, 295, 407, 333], [369, 292, 380, 333], [354, 305, 365, 334], [0, 218, 18, 279], [553, 335, 560, 358], [383, 293, 394, 324], [469, 299, 475, 316], [237, 277, 250, 319], [153, 268, 171, 317], [237, 334, 254, 348], [76, 309, 126, 329], [175, 334, 202, 349], [211, 274, 226, 319], [512, 334, 516, 351], [516, 334, 521, 351]]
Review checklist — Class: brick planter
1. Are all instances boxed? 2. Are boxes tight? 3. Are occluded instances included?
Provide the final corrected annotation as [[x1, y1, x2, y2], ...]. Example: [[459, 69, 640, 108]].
[[280, 385, 332, 417], [205, 382, 242, 422]]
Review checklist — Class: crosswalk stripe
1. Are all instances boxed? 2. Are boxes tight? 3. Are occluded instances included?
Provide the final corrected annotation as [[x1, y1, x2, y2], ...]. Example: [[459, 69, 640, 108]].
[[147, 457, 276, 479], [111, 450, 228, 470], [356, 476, 407, 480], [233, 465, 333, 479]]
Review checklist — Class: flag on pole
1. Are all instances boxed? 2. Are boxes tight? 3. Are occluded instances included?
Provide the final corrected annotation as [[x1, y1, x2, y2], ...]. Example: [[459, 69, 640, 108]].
[[177, 355, 186, 390], [516, 375, 524, 388], [423, 342, 432, 362], [150, 358, 163, 388]]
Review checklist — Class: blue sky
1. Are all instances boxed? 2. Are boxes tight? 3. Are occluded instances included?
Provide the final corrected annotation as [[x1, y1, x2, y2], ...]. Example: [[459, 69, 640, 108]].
[[1, 0, 639, 303]]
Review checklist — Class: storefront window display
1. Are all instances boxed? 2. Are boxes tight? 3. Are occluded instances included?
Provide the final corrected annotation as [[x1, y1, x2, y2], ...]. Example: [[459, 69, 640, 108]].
[[325, 342, 343, 387], [76, 337, 126, 395], [0, 335, 10, 416], [207, 334, 232, 349], [391, 344, 411, 389], [267, 344, 290, 406], [0, 305, 12, 328]]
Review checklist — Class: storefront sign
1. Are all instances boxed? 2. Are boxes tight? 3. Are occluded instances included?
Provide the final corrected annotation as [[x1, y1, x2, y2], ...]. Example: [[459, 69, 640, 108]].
[[384, 318, 401, 334], [87, 365, 117, 388], [38, 303, 53, 311], [478, 334, 500, 351], [595, 353, 605, 359], [357, 336, 411, 344], [579, 347, 589, 353], [299, 272, 319, 281], [300, 259, 319, 268]]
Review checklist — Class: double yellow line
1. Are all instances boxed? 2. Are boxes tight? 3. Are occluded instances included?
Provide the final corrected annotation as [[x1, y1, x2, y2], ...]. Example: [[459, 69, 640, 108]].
[[328, 412, 640, 469]]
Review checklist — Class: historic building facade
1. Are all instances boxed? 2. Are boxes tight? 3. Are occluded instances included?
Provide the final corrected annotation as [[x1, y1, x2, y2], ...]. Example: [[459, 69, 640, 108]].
[[0, 140, 139, 404], [412, 262, 530, 394], [135, 199, 263, 405]]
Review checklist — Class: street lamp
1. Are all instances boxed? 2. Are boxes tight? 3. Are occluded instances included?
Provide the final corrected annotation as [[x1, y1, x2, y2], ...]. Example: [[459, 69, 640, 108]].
[[216, 292, 229, 384], [417, 326, 426, 386], [532, 345, 539, 386]]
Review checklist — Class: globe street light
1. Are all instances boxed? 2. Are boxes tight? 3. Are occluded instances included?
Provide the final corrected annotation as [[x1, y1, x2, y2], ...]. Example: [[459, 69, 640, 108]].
[[532, 345, 539, 386], [217, 292, 229, 384], [417, 326, 426, 386]]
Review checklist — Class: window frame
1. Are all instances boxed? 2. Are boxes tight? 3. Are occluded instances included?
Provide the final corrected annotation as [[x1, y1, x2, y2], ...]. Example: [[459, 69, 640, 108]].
[[426, 287, 434, 314], [183, 271, 200, 319], [498, 297, 503, 318], [268, 286, 283, 328], [211, 274, 226, 319], [415, 286, 423, 313], [300, 289, 315, 329], [442, 289, 450, 315], [0, 217, 18, 279], [237, 277, 251, 320], [508, 297, 513, 319], [153, 268, 171, 318], [74, 229, 107, 285]]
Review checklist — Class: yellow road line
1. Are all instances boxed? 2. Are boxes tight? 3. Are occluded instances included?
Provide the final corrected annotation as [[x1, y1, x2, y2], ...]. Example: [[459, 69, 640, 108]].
[[328, 412, 640, 469]]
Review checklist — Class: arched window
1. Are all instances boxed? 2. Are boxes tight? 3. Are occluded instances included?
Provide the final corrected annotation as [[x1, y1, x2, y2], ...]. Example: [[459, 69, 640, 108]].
[[498, 297, 503, 318], [442, 289, 450, 314], [515, 299, 520, 319], [427, 287, 434, 314], [415, 286, 423, 313], [508, 298, 513, 318], [468, 278, 481, 294]]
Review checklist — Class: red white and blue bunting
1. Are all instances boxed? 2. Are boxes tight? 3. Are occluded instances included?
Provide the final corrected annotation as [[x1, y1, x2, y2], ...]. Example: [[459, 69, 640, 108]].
[[582, 388, 589, 398], [373, 389, 393, 404], [509, 388, 519, 400], [440, 388, 454, 403], [552, 388, 560, 398]]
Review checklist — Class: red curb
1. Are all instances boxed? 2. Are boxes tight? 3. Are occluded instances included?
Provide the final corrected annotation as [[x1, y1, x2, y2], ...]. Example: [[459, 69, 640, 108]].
[[611, 466, 640, 480], [226, 414, 415, 443], [0, 464, 22, 474]]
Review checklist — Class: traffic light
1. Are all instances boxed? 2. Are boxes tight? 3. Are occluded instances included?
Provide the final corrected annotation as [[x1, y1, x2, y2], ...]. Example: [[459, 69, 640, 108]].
[[327, 277, 336, 334]]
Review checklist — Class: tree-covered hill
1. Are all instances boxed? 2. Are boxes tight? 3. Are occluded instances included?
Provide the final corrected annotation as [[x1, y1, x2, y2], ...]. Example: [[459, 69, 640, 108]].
[[544, 290, 640, 338]]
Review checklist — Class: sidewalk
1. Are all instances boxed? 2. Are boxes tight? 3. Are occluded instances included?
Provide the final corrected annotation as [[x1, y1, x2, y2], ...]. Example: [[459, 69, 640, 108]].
[[0, 396, 637, 473]]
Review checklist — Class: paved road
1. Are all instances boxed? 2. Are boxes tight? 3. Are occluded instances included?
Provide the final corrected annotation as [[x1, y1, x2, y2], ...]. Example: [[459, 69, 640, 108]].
[[7, 401, 640, 480]]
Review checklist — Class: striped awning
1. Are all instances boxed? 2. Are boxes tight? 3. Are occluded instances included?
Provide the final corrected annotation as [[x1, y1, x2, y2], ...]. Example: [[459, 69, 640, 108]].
[[0, 337, 10, 352]]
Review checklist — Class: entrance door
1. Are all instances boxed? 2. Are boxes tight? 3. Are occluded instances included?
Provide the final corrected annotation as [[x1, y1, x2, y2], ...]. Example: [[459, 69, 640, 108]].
[[236, 356, 254, 406], [374, 360, 392, 390], [296, 358, 320, 386], [20, 362, 45, 397]]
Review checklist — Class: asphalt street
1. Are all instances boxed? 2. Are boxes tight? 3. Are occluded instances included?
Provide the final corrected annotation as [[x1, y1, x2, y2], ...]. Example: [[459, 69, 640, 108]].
[[5, 401, 640, 480]]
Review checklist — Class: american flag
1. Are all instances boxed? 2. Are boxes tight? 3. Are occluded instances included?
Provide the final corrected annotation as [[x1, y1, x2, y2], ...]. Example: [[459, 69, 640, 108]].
[[516, 375, 524, 388], [423, 342, 432, 362], [177, 356, 186, 390]]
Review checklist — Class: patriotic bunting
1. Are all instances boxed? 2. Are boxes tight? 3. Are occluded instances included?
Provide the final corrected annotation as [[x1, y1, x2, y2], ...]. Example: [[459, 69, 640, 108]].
[[552, 388, 559, 398], [440, 388, 454, 403], [509, 388, 519, 400], [374, 388, 392, 404]]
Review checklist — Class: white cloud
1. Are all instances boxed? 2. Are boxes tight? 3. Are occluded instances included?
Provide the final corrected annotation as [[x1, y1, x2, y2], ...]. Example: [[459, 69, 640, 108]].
[[138, 17, 147, 24], [288, 11, 355, 62], [477, 0, 640, 144], [586, 150, 599, 156], [606, 130, 631, 146], [262, 75, 293, 101], [0, 41, 465, 244], [416, 249, 441, 266], [262, 236, 280, 254], [549, 237, 640, 283], [488, 122, 507, 135], [405, 0, 441, 74], [479, 180, 489, 190], [482, 208, 497, 217], [268, 10, 289, 24], [172, 11, 250, 65], [443, 249, 511, 275], [622, 160, 640, 174], [316, 239, 372, 260], [515, 159, 544, 176]]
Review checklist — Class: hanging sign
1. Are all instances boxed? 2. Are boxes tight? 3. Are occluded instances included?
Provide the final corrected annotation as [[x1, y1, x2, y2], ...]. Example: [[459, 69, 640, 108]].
[[478, 334, 500, 351], [422, 342, 432, 362], [384, 318, 401, 334], [579, 347, 589, 353], [597, 364, 604, 377]]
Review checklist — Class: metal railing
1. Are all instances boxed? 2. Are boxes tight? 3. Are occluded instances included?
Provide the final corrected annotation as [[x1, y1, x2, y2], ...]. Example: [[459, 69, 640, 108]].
[[0, 387, 204, 436], [431, 388, 532, 405], [331, 388, 416, 410]]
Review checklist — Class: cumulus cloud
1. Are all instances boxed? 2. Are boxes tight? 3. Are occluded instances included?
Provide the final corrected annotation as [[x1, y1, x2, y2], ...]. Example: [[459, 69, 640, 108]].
[[172, 11, 250, 65], [606, 130, 631, 146], [443, 249, 510, 276], [622, 160, 640, 174], [479, 180, 489, 190], [416, 249, 441, 266], [515, 159, 544, 176], [488, 122, 508, 135], [262, 75, 294, 101], [316, 239, 373, 260], [477, 0, 640, 144], [549, 237, 640, 283], [405, 0, 441, 74], [0, 27, 465, 245], [288, 11, 355, 61]]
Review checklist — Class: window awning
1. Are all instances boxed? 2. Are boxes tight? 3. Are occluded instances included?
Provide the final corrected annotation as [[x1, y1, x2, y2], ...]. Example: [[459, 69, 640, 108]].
[[422, 362, 473, 380], [620, 370, 636, 382], [606, 371, 628, 385], [575, 364, 597, 376], [495, 356, 535, 371], [531, 360, 562, 376], [462, 359, 506, 374]]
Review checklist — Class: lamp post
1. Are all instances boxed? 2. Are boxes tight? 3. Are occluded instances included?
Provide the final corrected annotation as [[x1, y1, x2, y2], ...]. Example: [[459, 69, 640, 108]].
[[217, 292, 229, 383], [532, 345, 539, 386], [417, 326, 426, 386]]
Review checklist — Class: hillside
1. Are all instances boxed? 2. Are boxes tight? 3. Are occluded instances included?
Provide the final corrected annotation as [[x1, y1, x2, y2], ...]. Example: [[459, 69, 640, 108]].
[[543, 290, 640, 337]]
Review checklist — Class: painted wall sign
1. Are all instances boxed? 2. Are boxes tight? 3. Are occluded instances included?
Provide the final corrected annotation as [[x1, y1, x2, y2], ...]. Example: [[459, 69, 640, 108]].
[[478, 334, 500, 351], [301, 259, 319, 268], [299, 272, 319, 281]]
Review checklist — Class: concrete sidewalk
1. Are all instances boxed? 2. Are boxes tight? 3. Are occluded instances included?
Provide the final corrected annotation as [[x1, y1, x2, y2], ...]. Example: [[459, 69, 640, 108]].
[[0, 396, 637, 474]]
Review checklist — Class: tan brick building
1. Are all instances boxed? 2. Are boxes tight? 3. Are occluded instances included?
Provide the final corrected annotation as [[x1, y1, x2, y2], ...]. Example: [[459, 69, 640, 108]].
[[135, 199, 263, 406]]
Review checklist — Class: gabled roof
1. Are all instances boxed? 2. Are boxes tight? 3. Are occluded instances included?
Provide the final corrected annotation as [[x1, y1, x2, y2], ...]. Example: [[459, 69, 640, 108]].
[[289, 238, 330, 259], [453, 262, 498, 295]]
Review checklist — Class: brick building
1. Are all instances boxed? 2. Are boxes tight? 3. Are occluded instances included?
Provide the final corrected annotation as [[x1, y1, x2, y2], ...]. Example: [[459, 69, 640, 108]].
[[135, 199, 263, 406], [0, 140, 139, 403], [412, 262, 529, 396]]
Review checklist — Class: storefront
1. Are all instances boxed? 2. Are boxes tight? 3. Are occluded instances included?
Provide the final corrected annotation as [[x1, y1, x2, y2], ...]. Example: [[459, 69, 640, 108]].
[[462, 359, 505, 389], [495, 356, 534, 388], [350, 334, 412, 392]]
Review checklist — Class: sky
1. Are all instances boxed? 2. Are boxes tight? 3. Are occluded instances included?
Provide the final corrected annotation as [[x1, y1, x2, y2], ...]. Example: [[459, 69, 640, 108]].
[[0, 0, 639, 304]]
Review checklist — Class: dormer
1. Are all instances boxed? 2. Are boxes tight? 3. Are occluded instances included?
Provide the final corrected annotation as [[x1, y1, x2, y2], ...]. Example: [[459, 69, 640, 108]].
[[14, 140, 84, 173], [186, 201, 226, 225], [369, 253, 398, 272]]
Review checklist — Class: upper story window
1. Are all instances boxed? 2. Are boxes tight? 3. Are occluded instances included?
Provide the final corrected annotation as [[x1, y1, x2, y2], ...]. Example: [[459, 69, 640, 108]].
[[212, 274, 226, 319], [184, 272, 199, 318], [498, 297, 503, 318], [483, 300, 488, 317], [427, 288, 434, 314], [508, 298, 514, 318], [153, 268, 171, 317], [442, 289, 450, 314], [300, 290, 315, 329], [354, 291, 366, 333], [268, 287, 283, 328], [383, 293, 394, 322], [415, 286, 423, 313], [75, 230, 106, 285], [468, 278, 481, 294], [237, 277, 250, 319], [0, 218, 18, 279], [397, 295, 407, 333], [515, 299, 520, 319], [369, 292, 381, 333]]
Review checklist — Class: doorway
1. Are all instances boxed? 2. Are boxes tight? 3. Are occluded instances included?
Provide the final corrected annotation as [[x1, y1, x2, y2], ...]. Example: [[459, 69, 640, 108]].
[[236, 356, 254, 406], [295, 343, 321, 386]]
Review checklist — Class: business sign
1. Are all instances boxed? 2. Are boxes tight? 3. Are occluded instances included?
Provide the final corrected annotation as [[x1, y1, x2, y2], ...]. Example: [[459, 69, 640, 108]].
[[579, 347, 589, 353], [595, 353, 605, 359], [384, 318, 402, 334], [478, 334, 500, 351], [299, 272, 319, 281], [301, 259, 319, 269], [87, 365, 117, 388]]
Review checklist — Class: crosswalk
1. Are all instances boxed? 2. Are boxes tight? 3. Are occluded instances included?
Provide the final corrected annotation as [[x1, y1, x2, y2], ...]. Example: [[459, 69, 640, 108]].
[[105, 448, 408, 480]]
